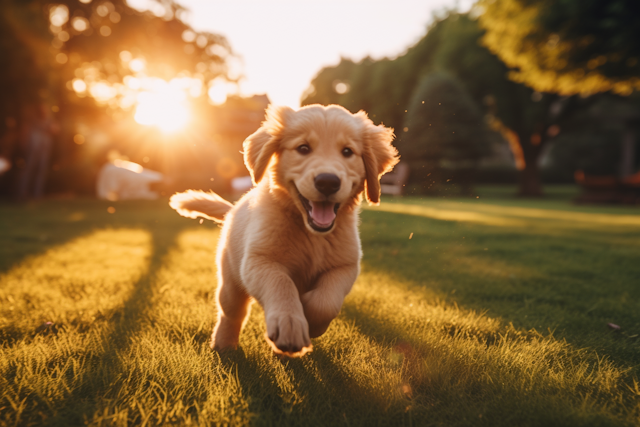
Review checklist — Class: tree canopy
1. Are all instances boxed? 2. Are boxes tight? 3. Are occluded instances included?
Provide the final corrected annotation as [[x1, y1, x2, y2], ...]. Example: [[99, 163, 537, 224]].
[[0, 0, 231, 117], [477, 0, 640, 96], [397, 72, 494, 192], [0, 0, 235, 196], [302, 14, 571, 195], [400, 74, 492, 167]]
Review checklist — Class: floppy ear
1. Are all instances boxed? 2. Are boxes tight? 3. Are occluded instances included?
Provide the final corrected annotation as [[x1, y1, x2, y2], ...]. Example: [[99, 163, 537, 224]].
[[358, 112, 399, 205], [243, 105, 293, 184]]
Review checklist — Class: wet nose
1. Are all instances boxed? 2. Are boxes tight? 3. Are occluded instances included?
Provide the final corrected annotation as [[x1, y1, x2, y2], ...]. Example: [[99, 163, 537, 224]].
[[314, 173, 341, 196]]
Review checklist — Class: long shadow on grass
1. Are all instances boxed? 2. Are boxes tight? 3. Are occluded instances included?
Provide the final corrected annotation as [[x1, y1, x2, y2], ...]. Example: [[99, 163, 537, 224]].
[[0, 199, 180, 275], [0, 200, 188, 346], [337, 300, 634, 427], [359, 210, 640, 368], [219, 344, 413, 426], [44, 221, 187, 426], [0, 201, 105, 275]]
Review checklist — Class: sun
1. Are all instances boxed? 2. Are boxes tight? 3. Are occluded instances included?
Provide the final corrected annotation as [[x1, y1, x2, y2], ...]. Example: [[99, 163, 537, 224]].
[[134, 84, 190, 132]]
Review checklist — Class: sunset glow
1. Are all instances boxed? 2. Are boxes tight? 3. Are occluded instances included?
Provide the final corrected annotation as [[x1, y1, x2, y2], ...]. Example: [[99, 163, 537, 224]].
[[134, 84, 190, 132], [175, 0, 475, 107]]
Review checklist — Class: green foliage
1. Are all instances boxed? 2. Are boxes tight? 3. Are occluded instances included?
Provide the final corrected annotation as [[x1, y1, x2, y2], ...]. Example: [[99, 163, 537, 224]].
[[302, 24, 444, 132], [0, 2, 51, 110], [398, 72, 494, 191], [402, 73, 493, 163], [0, 0, 233, 197], [301, 58, 356, 106], [0, 0, 229, 119], [542, 94, 640, 181], [302, 15, 498, 132], [544, 130, 621, 180], [1, 197, 640, 425], [303, 14, 573, 195], [304, 13, 640, 196], [478, 0, 640, 95]]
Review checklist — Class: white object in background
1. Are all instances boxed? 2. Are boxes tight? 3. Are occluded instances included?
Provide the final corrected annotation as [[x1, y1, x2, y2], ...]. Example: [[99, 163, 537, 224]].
[[231, 176, 253, 193], [0, 157, 10, 175], [96, 159, 163, 200]]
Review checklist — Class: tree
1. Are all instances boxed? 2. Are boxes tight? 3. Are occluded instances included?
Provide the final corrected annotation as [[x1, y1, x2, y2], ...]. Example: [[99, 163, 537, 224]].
[[0, 0, 230, 120], [303, 56, 420, 133], [0, 0, 233, 196], [477, 0, 640, 96], [303, 13, 579, 196], [427, 14, 578, 197], [301, 58, 356, 106], [398, 72, 494, 193]]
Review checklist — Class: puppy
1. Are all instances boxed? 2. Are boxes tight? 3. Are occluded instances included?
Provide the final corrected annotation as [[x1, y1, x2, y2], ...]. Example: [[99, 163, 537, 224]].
[[170, 104, 398, 356]]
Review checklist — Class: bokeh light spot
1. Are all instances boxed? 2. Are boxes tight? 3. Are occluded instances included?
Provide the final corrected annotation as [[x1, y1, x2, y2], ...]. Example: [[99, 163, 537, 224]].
[[56, 53, 68, 64], [182, 30, 196, 43], [72, 17, 89, 32], [335, 82, 349, 94], [72, 79, 87, 93], [96, 4, 109, 17], [208, 79, 234, 105], [129, 59, 145, 72], [49, 5, 69, 27], [119, 50, 132, 63], [196, 35, 208, 48]]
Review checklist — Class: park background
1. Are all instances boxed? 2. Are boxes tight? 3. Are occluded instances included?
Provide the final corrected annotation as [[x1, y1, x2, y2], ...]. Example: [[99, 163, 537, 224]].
[[1, 0, 639, 200], [1, 0, 640, 426]]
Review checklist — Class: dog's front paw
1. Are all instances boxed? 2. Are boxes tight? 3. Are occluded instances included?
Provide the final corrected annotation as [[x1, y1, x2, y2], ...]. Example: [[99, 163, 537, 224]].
[[301, 289, 342, 338], [265, 313, 312, 356]]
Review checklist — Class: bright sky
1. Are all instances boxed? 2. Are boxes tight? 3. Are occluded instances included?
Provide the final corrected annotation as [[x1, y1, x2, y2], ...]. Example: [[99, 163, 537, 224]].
[[131, 0, 473, 108]]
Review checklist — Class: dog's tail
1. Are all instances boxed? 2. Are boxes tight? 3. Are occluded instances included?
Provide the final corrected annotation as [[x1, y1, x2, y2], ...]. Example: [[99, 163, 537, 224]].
[[169, 190, 233, 222]]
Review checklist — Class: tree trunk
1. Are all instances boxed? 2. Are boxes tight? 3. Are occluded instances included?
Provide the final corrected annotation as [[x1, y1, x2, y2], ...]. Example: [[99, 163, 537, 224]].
[[518, 135, 544, 197], [518, 161, 543, 197], [619, 127, 636, 178]]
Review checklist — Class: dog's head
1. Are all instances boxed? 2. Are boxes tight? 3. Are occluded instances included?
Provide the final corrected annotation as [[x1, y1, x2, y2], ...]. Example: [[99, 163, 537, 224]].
[[243, 104, 398, 234]]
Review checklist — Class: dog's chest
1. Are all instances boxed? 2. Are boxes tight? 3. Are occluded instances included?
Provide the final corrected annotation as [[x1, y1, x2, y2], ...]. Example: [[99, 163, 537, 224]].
[[284, 232, 355, 292]]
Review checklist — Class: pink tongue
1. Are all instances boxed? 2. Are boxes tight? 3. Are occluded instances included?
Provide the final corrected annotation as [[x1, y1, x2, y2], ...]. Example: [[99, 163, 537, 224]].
[[309, 201, 336, 226]]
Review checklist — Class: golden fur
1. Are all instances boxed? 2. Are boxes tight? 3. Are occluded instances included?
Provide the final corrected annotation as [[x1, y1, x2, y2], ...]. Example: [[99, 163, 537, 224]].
[[170, 104, 398, 356]]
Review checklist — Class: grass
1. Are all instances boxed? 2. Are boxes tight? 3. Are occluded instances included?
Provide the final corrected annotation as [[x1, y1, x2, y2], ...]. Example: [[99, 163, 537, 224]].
[[1, 186, 639, 426]]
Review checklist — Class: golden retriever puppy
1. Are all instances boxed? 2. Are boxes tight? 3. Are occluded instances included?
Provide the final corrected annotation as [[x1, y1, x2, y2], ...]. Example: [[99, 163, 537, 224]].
[[170, 104, 398, 356]]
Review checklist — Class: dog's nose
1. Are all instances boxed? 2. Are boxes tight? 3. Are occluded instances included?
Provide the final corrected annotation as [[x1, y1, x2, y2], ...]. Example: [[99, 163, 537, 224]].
[[314, 173, 341, 196]]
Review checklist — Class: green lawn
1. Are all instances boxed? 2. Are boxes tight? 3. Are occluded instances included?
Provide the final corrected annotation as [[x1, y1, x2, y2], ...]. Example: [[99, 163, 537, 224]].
[[1, 188, 639, 426]]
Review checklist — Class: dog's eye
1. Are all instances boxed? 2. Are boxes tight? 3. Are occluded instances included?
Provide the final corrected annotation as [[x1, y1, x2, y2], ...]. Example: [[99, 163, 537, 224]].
[[341, 147, 354, 158], [296, 144, 311, 155]]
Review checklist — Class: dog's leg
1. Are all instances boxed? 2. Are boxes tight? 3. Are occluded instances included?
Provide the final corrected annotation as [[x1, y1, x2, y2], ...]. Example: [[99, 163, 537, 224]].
[[242, 259, 311, 356], [301, 265, 359, 338], [211, 269, 251, 352]]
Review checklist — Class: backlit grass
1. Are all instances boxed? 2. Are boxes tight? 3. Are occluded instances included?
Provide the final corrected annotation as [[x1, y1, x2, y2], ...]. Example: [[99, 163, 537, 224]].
[[1, 192, 639, 426]]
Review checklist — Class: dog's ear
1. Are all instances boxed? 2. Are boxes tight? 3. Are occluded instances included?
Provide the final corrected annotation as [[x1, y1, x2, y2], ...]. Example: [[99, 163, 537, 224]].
[[243, 105, 294, 184], [357, 112, 399, 205]]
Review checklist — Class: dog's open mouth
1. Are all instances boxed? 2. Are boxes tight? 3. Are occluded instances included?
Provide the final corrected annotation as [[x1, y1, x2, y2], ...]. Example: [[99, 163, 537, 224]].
[[298, 193, 340, 232]]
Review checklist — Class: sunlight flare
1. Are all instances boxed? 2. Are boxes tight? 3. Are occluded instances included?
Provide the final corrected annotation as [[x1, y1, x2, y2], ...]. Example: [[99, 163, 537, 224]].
[[134, 83, 190, 132]]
